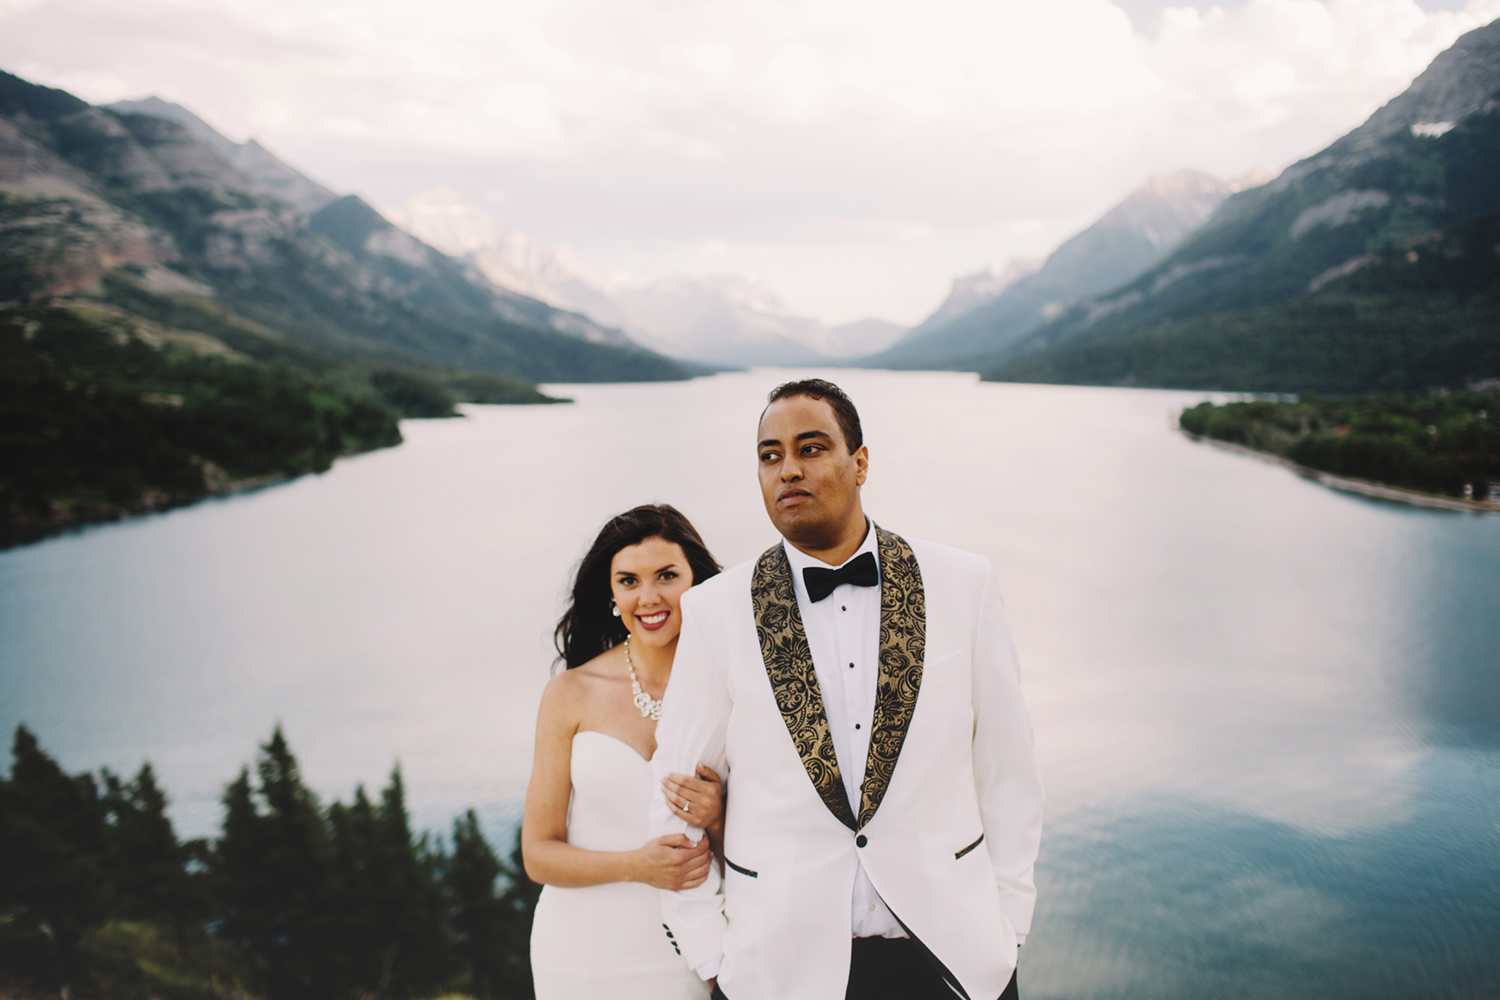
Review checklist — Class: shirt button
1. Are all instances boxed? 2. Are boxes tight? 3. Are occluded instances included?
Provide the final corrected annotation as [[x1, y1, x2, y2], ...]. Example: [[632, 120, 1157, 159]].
[[868, 903, 876, 912], [848, 662, 855, 669], [854, 723, 861, 730], [841, 605, 847, 611]]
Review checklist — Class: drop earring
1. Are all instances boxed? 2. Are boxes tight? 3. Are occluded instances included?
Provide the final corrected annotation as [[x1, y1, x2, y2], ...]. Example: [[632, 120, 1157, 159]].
[[611, 600, 621, 617]]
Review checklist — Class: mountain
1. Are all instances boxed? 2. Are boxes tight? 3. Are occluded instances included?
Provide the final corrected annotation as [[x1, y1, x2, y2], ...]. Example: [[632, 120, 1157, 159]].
[[865, 170, 1255, 369], [906, 259, 1043, 340], [387, 187, 894, 365], [107, 97, 340, 215], [0, 70, 685, 384], [381, 186, 628, 331], [111, 106, 639, 352], [606, 275, 833, 365], [981, 18, 1500, 394]]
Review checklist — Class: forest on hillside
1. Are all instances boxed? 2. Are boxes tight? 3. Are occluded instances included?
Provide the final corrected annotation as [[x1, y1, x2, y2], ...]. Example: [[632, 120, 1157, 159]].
[[0, 726, 540, 1000], [0, 295, 562, 545]]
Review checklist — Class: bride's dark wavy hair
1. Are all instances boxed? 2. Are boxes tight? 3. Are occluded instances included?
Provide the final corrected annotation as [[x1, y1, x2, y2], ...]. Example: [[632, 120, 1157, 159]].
[[554, 504, 721, 670]]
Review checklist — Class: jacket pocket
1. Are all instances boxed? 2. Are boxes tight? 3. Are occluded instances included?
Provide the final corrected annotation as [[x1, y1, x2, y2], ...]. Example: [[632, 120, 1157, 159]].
[[954, 833, 985, 860], [725, 856, 758, 878]]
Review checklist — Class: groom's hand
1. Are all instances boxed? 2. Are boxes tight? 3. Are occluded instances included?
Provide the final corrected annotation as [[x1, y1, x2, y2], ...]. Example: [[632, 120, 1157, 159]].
[[632, 833, 713, 891]]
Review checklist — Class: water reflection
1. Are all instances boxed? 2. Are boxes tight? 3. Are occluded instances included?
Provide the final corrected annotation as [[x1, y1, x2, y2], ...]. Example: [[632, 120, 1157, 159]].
[[1, 370, 1497, 997], [1031, 760, 1500, 998]]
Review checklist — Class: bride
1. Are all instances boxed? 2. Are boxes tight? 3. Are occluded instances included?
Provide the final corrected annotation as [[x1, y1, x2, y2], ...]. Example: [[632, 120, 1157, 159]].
[[523, 504, 725, 999]]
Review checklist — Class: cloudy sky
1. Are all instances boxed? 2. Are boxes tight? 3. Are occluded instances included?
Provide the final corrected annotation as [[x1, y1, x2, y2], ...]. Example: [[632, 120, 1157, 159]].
[[2, 0, 1497, 324]]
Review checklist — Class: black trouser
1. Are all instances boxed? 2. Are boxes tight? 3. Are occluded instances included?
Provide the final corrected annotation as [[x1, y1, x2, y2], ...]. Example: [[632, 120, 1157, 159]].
[[709, 936, 1019, 1000]]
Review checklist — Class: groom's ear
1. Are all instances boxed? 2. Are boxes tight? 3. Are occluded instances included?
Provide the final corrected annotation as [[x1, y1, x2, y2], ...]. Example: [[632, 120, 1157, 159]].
[[854, 444, 869, 487]]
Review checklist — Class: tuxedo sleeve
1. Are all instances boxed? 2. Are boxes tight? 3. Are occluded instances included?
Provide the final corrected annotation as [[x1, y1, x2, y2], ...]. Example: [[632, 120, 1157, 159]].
[[970, 558, 1045, 941], [649, 587, 731, 971]]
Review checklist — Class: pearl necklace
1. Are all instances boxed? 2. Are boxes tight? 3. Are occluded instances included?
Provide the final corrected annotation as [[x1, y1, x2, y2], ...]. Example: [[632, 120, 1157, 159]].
[[623, 637, 663, 721]]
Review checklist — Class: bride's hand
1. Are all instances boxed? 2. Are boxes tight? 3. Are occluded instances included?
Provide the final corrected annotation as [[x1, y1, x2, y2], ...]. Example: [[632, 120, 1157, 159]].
[[662, 764, 725, 837], [632, 833, 712, 890]]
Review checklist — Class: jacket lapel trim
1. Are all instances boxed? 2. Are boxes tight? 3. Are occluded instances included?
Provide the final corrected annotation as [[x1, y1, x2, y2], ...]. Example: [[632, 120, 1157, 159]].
[[751, 541, 858, 831], [857, 526, 926, 830]]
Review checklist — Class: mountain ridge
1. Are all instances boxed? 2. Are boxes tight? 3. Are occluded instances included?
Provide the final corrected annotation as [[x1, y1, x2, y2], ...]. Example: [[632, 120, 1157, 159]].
[[980, 16, 1500, 394], [108, 100, 642, 353], [862, 169, 1254, 369], [0, 69, 686, 384], [386, 186, 907, 365]]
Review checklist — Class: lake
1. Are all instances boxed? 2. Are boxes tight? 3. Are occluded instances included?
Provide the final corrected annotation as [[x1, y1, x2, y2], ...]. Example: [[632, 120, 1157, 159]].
[[3, 369, 1498, 998]]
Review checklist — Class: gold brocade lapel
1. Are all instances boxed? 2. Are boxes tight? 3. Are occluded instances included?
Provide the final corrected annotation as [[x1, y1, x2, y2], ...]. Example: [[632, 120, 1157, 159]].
[[857, 526, 926, 829], [751, 527, 927, 832], [751, 542, 857, 830]]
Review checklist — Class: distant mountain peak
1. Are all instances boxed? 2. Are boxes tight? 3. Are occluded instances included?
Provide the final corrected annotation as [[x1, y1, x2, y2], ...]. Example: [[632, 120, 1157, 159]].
[[387, 186, 864, 365], [918, 260, 1044, 333], [1228, 167, 1272, 193]]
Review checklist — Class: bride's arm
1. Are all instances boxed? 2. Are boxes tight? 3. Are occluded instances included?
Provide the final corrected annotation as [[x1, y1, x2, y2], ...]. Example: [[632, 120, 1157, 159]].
[[521, 673, 712, 890]]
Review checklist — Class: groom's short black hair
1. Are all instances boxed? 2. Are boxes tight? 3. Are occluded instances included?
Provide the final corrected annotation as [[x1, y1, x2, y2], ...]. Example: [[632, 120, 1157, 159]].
[[764, 379, 863, 453]]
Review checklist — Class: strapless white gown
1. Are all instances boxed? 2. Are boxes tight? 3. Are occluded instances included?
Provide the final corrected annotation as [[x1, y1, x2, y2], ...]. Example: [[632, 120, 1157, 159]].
[[530, 731, 710, 999]]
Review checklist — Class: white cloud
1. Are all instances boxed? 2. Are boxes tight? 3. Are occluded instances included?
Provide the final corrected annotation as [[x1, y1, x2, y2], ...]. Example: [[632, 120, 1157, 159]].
[[1, 0, 1497, 323]]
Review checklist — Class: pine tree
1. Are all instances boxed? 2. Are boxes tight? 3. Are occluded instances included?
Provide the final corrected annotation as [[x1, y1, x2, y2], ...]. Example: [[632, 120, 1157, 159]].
[[496, 825, 543, 1000], [325, 786, 379, 994], [443, 810, 507, 999], [0, 726, 108, 990], [101, 762, 202, 936], [211, 726, 333, 1000], [367, 766, 451, 997]]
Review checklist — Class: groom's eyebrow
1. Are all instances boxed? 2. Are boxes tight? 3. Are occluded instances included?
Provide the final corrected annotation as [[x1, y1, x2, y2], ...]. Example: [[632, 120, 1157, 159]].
[[759, 430, 832, 449]]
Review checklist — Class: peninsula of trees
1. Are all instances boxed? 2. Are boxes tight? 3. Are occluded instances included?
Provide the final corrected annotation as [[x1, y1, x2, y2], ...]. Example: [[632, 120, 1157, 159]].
[[1179, 392, 1499, 504]]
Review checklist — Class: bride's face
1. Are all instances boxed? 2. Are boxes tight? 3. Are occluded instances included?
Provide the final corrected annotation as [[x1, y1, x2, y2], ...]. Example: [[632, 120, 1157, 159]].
[[610, 536, 695, 649]]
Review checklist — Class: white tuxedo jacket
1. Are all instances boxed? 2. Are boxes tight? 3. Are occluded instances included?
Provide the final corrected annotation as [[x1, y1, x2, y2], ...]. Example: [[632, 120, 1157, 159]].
[[650, 527, 1044, 1000]]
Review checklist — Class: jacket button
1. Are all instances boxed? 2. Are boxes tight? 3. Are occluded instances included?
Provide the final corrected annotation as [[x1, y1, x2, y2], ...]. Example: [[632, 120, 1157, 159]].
[[856, 834, 868, 848]]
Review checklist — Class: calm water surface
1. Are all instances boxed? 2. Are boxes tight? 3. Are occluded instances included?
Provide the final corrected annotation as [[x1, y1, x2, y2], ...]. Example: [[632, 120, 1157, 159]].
[[3, 370, 1499, 998]]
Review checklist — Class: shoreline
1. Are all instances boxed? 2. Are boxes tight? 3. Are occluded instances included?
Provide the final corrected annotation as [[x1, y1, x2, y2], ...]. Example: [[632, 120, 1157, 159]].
[[0, 472, 292, 551], [1181, 431, 1500, 514]]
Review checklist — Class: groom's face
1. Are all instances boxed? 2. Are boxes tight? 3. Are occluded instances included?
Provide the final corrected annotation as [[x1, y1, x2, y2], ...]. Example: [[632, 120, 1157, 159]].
[[757, 395, 868, 547]]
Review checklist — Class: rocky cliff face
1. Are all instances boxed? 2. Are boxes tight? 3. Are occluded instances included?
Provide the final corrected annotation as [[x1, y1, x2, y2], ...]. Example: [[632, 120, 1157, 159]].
[[0, 117, 167, 300]]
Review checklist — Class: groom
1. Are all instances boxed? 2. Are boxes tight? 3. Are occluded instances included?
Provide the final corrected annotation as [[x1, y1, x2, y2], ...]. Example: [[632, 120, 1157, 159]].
[[649, 379, 1044, 1000]]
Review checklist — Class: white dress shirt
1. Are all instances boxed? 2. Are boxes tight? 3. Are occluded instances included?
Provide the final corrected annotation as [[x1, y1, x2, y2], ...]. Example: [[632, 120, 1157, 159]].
[[781, 524, 907, 939]]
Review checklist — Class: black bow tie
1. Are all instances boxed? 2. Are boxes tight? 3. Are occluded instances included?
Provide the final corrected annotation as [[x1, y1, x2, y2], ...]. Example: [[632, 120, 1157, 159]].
[[803, 551, 879, 603]]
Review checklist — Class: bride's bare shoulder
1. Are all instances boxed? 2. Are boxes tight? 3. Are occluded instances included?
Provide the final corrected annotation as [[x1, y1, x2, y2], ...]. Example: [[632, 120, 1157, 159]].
[[542, 646, 624, 704]]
